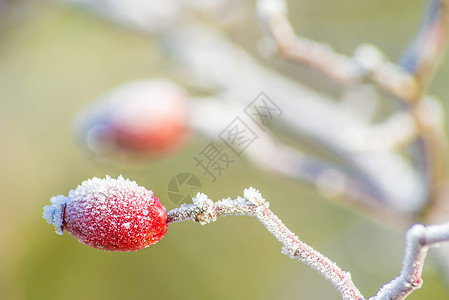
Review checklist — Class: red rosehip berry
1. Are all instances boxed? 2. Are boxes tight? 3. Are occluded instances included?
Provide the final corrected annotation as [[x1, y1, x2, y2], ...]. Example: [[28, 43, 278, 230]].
[[43, 176, 167, 252], [76, 79, 191, 159]]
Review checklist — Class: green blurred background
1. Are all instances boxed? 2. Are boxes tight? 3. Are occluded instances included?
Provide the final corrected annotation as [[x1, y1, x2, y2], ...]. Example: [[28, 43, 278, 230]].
[[1, 0, 449, 299]]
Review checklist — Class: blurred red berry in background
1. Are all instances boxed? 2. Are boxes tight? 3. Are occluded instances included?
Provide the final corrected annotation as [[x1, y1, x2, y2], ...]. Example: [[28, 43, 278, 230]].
[[77, 79, 192, 159]]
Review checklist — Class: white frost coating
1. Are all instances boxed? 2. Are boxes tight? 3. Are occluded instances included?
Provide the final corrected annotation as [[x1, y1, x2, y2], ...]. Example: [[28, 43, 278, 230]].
[[242, 188, 362, 299], [68, 174, 149, 200], [244, 187, 268, 207], [370, 222, 449, 300], [192, 193, 217, 224], [166, 188, 364, 299], [43, 195, 67, 235]]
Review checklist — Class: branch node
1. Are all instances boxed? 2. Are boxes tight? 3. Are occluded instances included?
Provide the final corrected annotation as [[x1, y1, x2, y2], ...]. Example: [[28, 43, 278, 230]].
[[244, 187, 269, 207], [193, 193, 217, 225], [281, 245, 300, 259], [407, 224, 427, 246]]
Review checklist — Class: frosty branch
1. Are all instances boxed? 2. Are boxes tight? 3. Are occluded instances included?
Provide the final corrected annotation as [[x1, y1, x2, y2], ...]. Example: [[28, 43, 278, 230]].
[[168, 188, 364, 300], [168, 188, 449, 300], [256, 0, 420, 101], [400, 0, 449, 88], [370, 222, 449, 300]]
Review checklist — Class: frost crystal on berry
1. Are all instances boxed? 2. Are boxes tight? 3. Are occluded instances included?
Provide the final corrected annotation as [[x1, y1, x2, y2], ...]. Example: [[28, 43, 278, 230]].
[[43, 195, 67, 235], [43, 175, 168, 251]]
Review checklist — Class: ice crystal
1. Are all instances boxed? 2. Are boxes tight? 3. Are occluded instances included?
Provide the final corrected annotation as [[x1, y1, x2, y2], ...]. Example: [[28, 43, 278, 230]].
[[43, 195, 67, 235]]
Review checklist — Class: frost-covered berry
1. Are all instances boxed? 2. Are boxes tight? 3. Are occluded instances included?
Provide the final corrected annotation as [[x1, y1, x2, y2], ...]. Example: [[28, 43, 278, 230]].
[[76, 79, 191, 159], [43, 176, 167, 252]]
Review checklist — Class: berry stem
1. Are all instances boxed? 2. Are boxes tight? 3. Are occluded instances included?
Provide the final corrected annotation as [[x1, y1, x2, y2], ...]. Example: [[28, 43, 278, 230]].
[[167, 188, 365, 300]]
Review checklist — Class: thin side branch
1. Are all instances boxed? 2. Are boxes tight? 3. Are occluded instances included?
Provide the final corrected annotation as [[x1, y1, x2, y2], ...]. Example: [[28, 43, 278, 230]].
[[400, 0, 449, 88], [256, 0, 420, 101], [411, 98, 448, 222], [167, 188, 365, 300], [397, 1, 449, 222]]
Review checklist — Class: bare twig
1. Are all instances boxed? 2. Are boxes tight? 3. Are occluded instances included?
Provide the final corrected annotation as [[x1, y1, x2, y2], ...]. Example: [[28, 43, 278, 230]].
[[257, 0, 359, 83], [370, 222, 449, 300], [167, 188, 365, 300], [168, 189, 449, 300], [410, 98, 448, 222], [347, 112, 417, 152], [256, 0, 420, 101], [395, 0, 449, 222], [399, 0, 449, 88]]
